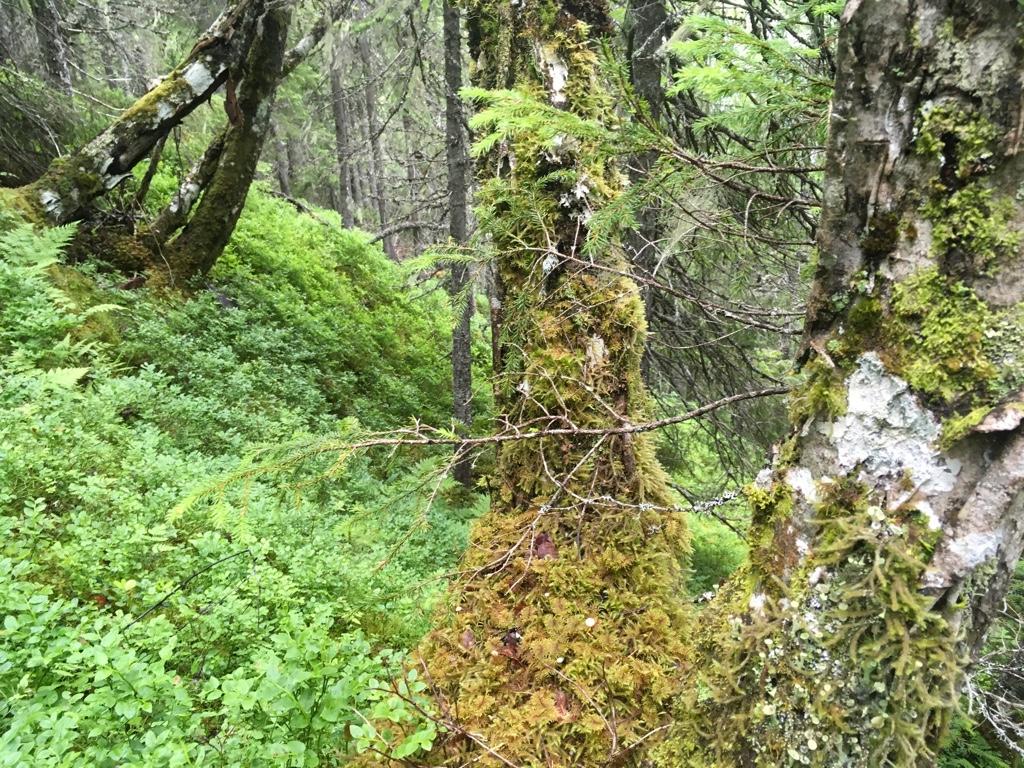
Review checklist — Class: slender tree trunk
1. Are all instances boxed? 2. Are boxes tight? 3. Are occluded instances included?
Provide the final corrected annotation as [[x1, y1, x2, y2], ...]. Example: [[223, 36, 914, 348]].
[[347, 93, 366, 218], [656, 2, 1024, 765], [624, 0, 668, 382], [329, 31, 355, 228], [0, 2, 17, 65], [162, 1, 291, 279], [357, 34, 396, 260], [13, 0, 260, 225], [271, 122, 293, 197], [410, 0, 688, 764], [99, 0, 121, 90], [625, 0, 666, 124], [28, 0, 72, 95], [145, 130, 227, 246], [444, 0, 473, 488], [401, 109, 421, 255]]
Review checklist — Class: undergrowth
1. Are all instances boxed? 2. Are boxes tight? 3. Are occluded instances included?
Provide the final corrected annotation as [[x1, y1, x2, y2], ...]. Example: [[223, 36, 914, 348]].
[[0, 192, 486, 767]]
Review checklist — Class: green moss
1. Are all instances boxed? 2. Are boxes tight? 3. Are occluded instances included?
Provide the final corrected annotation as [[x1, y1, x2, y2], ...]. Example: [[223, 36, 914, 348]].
[[0, 186, 46, 226], [743, 478, 795, 581], [922, 184, 1019, 275], [940, 404, 991, 448], [915, 104, 998, 175], [118, 66, 194, 124], [822, 293, 884, 365], [859, 211, 900, 262], [658, 475, 961, 768], [886, 268, 997, 406], [914, 104, 1021, 275], [789, 357, 847, 424]]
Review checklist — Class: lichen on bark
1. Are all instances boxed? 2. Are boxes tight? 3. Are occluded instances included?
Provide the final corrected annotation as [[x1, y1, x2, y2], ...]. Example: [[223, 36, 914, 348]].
[[12, 0, 261, 227], [655, 2, 1024, 766]]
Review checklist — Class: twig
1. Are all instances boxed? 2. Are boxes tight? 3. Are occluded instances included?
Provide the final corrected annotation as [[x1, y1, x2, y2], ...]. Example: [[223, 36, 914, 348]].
[[123, 549, 252, 631]]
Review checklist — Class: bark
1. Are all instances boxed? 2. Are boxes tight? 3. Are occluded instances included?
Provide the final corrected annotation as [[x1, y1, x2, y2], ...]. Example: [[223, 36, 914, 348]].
[[444, 0, 473, 488], [357, 34, 396, 260], [401, 110, 421, 255], [0, 2, 16, 65], [29, 0, 72, 95], [329, 31, 355, 229], [656, 2, 1024, 765], [349, 93, 368, 214], [162, 1, 291, 278], [15, 0, 261, 226], [409, 0, 688, 764], [145, 130, 227, 247], [625, 0, 667, 124], [271, 122, 293, 197], [623, 0, 668, 381]]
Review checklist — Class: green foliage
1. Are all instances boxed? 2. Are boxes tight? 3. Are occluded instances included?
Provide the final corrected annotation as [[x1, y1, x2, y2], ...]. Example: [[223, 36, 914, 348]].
[[0, 197, 485, 766], [666, 3, 835, 139], [686, 513, 746, 595], [939, 717, 1012, 768]]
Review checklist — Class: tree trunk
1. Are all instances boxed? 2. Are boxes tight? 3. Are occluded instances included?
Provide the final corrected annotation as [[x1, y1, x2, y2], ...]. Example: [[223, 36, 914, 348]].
[[401, 109, 421, 255], [162, 1, 291, 279], [329, 31, 355, 229], [625, 0, 666, 124], [271, 122, 293, 198], [444, 0, 474, 489], [145, 130, 227, 246], [14, 0, 260, 226], [28, 0, 72, 95], [411, 0, 688, 764], [357, 34, 396, 260], [624, 0, 668, 382], [655, 2, 1024, 765], [349, 93, 365, 216], [143, 3, 343, 261]]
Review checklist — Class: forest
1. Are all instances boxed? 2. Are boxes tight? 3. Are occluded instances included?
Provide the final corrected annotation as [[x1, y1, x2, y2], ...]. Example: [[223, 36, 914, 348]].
[[0, 0, 1022, 766]]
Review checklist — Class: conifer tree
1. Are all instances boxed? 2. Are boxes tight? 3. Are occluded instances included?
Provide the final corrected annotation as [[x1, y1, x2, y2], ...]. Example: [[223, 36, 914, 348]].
[[408, 0, 690, 763]]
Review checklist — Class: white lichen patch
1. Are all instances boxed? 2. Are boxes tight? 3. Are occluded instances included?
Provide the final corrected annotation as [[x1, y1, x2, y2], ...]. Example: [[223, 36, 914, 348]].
[[829, 353, 960, 494], [156, 101, 175, 123], [537, 45, 569, 107], [39, 190, 63, 220], [748, 592, 767, 615], [786, 467, 818, 503], [585, 335, 607, 374], [182, 61, 216, 96]]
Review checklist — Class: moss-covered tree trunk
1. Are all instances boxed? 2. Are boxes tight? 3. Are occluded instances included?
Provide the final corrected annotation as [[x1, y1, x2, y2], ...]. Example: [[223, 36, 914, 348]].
[[142, 2, 345, 277], [10, 0, 261, 226], [655, 2, 1024, 765], [161, 1, 291, 278], [410, 0, 689, 765]]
